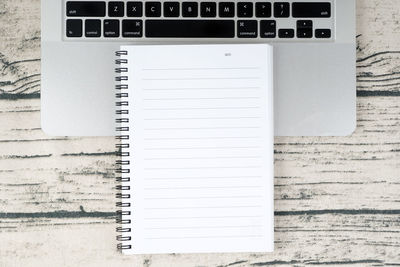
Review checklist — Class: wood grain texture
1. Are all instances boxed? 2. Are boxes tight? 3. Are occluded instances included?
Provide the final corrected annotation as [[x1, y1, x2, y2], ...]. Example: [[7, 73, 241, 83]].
[[1, 0, 400, 266]]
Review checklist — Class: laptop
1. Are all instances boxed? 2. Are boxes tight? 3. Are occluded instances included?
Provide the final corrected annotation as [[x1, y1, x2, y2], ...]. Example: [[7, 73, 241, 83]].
[[41, 0, 356, 136]]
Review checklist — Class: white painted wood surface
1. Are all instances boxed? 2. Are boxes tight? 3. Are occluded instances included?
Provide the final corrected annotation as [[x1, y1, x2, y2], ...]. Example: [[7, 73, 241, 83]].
[[0, 0, 400, 266]]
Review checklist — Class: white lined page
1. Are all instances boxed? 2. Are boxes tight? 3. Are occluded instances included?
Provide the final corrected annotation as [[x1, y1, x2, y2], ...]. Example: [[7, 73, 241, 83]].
[[121, 44, 274, 254]]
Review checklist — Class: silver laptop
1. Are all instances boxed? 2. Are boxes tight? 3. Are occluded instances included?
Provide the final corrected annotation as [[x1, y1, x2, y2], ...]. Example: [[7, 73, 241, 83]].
[[41, 0, 356, 136]]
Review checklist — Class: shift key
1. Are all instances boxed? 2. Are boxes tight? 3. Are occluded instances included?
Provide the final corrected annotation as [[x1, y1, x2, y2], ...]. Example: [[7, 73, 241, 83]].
[[292, 3, 331, 18], [67, 1, 106, 17]]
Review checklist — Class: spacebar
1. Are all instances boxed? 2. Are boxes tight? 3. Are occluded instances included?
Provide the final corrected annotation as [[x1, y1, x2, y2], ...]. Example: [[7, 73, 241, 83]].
[[145, 20, 235, 38]]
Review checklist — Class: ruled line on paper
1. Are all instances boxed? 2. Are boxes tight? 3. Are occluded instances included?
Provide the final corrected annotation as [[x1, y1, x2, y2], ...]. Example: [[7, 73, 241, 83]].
[[144, 156, 262, 160], [144, 225, 263, 230], [143, 97, 260, 101], [144, 215, 263, 220], [144, 176, 262, 180], [144, 235, 264, 240], [143, 186, 261, 190], [143, 87, 261, 91], [145, 127, 261, 131], [144, 107, 261, 111], [143, 166, 261, 170], [144, 196, 263, 200], [143, 146, 260, 150], [144, 116, 261, 121], [142, 77, 261, 81], [144, 137, 260, 141], [142, 67, 261, 71], [145, 205, 262, 210]]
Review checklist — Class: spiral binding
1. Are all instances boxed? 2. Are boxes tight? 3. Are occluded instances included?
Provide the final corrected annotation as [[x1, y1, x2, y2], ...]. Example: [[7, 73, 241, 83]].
[[115, 50, 132, 251]]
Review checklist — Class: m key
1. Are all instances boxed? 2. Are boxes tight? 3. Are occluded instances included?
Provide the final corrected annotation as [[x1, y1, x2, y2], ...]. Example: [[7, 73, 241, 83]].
[[219, 2, 234, 17]]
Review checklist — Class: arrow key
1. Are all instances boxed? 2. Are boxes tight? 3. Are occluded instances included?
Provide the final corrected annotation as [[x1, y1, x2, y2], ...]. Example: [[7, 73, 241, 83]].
[[297, 29, 312, 38], [278, 28, 294, 38], [315, 29, 331, 38]]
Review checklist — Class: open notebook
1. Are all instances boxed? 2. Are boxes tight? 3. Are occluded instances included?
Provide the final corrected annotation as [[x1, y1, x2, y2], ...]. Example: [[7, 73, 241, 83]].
[[115, 44, 274, 254]]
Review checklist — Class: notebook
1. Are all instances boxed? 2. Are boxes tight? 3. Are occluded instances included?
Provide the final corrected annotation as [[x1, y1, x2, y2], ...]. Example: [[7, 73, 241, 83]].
[[115, 44, 274, 254]]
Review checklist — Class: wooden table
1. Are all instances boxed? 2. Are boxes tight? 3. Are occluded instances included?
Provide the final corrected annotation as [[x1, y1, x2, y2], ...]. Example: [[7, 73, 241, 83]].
[[1, 0, 400, 266]]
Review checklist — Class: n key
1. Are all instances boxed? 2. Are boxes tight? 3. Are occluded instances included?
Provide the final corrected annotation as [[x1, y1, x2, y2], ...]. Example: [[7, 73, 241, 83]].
[[201, 2, 216, 17]]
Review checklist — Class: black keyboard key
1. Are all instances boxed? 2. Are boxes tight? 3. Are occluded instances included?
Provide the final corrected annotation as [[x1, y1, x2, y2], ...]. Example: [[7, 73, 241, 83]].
[[146, 2, 161, 17], [278, 28, 294, 38], [66, 1, 106, 17], [85, 19, 101, 37], [219, 2, 234, 17], [315, 29, 331, 38], [201, 2, 217, 17], [66, 19, 83, 37], [237, 20, 257, 38], [297, 20, 312, 28], [104, 20, 120, 37], [237, 2, 253, 18], [122, 20, 143, 37], [274, 2, 290, 17], [127, 2, 143, 17], [108, 2, 124, 17], [182, 2, 198, 17], [260, 20, 276, 38], [146, 20, 234, 38], [164, 2, 180, 17], [256, 2, 271, 18], [293, 2, 331, 18], [297, 29, 312, 38], [297, 20, 313, 38]]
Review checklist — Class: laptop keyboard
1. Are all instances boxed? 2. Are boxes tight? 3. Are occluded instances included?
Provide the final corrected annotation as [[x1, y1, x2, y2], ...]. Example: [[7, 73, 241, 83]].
[[65, 1, 334, 41]]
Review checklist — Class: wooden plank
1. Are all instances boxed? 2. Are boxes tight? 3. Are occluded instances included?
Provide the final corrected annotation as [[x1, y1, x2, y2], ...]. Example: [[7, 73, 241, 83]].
[[0, 214, 400, 266], [0, 0, 41, 98], [356, 0, 400, 96]]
